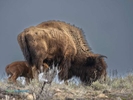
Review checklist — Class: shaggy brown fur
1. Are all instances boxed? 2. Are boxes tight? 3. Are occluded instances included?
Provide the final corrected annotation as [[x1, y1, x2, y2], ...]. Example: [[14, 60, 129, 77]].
[[5, 61, 33, 84], [17, 20, 107, 85]]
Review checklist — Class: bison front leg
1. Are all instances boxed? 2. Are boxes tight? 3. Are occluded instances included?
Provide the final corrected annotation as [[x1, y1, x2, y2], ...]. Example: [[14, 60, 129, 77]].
[[58, 58, 71, 81], [64, 69, 73, 85], [58, 46, 75, 82]]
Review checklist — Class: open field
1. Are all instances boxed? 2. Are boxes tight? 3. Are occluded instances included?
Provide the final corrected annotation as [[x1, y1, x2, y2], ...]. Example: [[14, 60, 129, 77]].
[[0, 73, 133, 100]]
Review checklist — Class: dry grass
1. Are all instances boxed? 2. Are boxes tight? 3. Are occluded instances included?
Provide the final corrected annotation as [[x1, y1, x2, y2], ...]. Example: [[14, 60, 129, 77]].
[[0, 72, 133, 100]]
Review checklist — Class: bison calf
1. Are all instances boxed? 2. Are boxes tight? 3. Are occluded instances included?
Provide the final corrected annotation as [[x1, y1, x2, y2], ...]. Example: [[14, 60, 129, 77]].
[[5, 61, 33, 85]]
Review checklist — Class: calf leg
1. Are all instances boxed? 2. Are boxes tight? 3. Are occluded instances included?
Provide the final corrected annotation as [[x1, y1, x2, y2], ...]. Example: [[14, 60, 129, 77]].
[[11, 73, 19, 84], [25, 77, 30, 85], [8, 75, 12, 82]]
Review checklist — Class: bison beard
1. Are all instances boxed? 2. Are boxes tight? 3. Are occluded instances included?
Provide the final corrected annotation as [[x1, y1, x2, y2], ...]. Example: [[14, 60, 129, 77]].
[[17, 20, 107, 85]]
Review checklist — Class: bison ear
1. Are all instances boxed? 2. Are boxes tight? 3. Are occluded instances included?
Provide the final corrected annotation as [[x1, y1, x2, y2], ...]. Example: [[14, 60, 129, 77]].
[[86, 54, 107, 66], [86, 57, 96, 66]]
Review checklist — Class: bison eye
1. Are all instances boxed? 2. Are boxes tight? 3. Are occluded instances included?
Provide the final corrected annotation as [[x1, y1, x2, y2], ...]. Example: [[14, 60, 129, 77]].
[[97, 66, 102, 71]]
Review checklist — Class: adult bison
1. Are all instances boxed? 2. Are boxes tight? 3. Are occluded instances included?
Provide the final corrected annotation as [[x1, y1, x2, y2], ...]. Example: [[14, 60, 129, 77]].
[[17, 20, 107, 85], [5, 61, 33, 84]]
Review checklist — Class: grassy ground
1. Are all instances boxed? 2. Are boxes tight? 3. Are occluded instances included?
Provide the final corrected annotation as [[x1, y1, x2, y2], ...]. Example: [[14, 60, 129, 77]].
[[0, 73, 133, 100]]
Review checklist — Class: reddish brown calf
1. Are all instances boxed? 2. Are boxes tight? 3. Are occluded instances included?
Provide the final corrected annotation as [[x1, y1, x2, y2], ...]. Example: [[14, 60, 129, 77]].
[[5, 61, 33, 84]]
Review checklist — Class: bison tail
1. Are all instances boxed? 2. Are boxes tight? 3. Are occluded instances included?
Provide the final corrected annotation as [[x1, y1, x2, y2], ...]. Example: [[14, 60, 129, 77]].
[[17, 33, 33, 66], [24, 35, 33, 66]]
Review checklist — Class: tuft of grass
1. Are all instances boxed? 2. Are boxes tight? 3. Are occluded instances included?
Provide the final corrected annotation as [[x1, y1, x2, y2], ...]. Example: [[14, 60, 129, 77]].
[[91, 80, 107, 90]]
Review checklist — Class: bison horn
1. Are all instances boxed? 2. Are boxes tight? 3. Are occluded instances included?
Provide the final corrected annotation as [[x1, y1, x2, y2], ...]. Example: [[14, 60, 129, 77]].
[[98, 55, 107, 59]]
